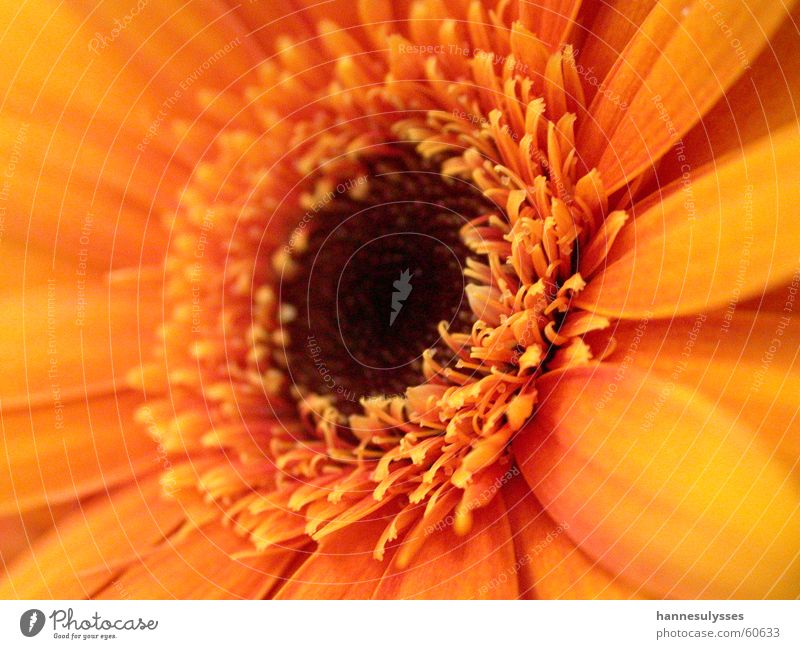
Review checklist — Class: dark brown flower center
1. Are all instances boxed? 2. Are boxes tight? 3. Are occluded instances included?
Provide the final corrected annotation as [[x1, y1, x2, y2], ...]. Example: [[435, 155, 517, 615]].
[[279, 150, 496, 411]]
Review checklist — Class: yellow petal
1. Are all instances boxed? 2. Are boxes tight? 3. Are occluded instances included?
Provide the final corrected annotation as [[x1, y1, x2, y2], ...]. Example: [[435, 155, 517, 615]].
[[597, 309, 800, 474], [513, 365, 800, 598], [576, 124, 800, 319]]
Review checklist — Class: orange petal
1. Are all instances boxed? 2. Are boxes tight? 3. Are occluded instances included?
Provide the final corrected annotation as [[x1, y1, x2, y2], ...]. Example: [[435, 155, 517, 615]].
[[513, 365, 800, 598], [519, 0, 584, 51], [275, 514, 396, 599], [1, 392, 158, 514], [213, 2, 321, 55], [0, 243, 70, 297], [0, 1, 261, 124], [297, 0, 367, 32], [503, 474, 641, 598], [0, 503, 73, 574], [741, 283, 800, 313], [0, 0, 264, 269], [0, 474, 187, 598], [578, 0, 792, 192], [575, 0, 657, 101], [374, 494, 519, 598], [0, 115, 173, 270], [94, 524, 302, 599], [576, 125, 800, 319], [0, 275, 162, 406], [657, 1, 800, 180]]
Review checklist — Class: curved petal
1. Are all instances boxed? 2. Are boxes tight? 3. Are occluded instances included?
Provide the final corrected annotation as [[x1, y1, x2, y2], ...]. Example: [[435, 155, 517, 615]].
[[741, 283, 800, 313], [576, 124, 800, 319], [503, 474, 642, 598], [513, 365, 800, 598], [578, 0, 793, 192], [0, 1, 261, 121], [594, 309, 800, 474]]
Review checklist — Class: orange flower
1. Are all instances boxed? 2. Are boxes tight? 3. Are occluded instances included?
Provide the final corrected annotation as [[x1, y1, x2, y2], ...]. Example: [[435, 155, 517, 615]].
[[1, 0, 799, 599]]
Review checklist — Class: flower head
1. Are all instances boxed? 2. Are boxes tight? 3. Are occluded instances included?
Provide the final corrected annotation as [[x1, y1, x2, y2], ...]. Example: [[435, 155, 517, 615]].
[[2, 0, 799, 599]]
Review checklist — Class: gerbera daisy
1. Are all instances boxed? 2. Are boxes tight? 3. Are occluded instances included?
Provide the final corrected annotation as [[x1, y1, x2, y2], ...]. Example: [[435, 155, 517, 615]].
[[1, 0, 799, 600]]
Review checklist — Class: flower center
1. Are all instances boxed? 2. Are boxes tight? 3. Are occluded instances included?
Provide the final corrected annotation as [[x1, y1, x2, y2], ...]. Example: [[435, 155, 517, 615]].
[[280, 149, 496, 411]]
